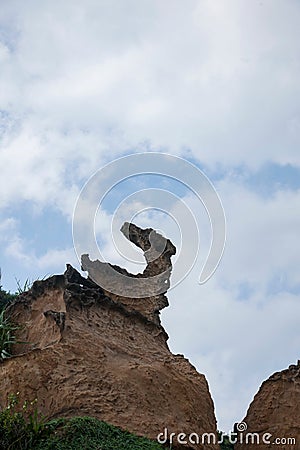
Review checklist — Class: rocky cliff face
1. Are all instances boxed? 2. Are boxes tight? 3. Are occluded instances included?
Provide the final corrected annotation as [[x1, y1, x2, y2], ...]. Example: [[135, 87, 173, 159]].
[[235, 362, 300, 450], [0, 223, 218, 450]]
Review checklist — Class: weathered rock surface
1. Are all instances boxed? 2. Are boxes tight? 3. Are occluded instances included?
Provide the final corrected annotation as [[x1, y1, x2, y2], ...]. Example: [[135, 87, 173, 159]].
[[81, 222, 177, 325], [235, 362, 300, 449], [0, 223, 218, 449]]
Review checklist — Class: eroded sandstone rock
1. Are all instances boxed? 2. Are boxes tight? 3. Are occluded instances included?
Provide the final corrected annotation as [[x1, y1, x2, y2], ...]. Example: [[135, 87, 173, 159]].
[[81, 222, 176, 324], [235, 361, 300, 449], [0, 223, 218, 450]]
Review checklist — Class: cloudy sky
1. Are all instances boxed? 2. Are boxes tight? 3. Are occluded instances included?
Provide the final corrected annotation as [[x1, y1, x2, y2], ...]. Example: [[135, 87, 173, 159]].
[[1, 0, 300, 432]]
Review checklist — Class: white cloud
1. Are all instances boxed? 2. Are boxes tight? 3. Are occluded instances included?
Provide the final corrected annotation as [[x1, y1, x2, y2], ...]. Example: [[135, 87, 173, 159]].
[[0, 217, 17, 236], [161, 177, 300, 430], [1, 0, 300, 176], [218, 180, 300, 290], [3, 222, 76, 270], [164, 277, 300, 431]]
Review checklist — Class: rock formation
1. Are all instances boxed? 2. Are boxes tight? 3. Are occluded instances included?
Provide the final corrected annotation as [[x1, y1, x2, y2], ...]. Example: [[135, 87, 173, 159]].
[[0, 223, 218, 450], [235, 361, 300, 449], [81, 221, 177, 325]]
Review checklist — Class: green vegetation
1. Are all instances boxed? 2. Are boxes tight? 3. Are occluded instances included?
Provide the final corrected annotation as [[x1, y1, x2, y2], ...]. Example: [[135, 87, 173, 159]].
[[0, 394, 164, 450], [218, 431, 235, 449], [0, 273, 29, 361], [0, 393, 48, 450], [0, 282, 16, 314], [35, 417, 164, 450], [0, 308, 21, 361], [0, 271, 32, 313], [15, 278, 32, 295]]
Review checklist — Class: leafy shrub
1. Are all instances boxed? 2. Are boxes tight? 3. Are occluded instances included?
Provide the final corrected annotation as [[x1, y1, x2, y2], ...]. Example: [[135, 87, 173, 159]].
[[0, 396, 164, 450], [0, 270, 31, 313], [0, 280, 16, 313], [0, 273, 27, 361], [34, 416, 164, 450], [0, 309, 21, 360], [218, 431, 235, 449], [15, 278, 32, 295], [0, 393, 48, 450]]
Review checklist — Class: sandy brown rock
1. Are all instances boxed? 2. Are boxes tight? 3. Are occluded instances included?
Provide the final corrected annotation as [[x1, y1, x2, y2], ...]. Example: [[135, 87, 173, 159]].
[[235, 363, 300, 449], [0, 223, 218, 450], [81, 222, 176, 324]]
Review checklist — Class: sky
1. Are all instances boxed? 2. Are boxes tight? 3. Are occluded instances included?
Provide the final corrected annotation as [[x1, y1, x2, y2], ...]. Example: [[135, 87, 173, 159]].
[[0, 0, 300, 432]]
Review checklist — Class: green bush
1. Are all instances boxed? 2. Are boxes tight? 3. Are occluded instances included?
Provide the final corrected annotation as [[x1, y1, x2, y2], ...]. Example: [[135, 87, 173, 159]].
[[0, 396, 164, 450], [34, 416, 164, 450], [218, 431, 235, 449], [0, 393, 48, 450], [0, 286, 16, 313], [0, 271, 28, 313], [0, 309, 21, 361]]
